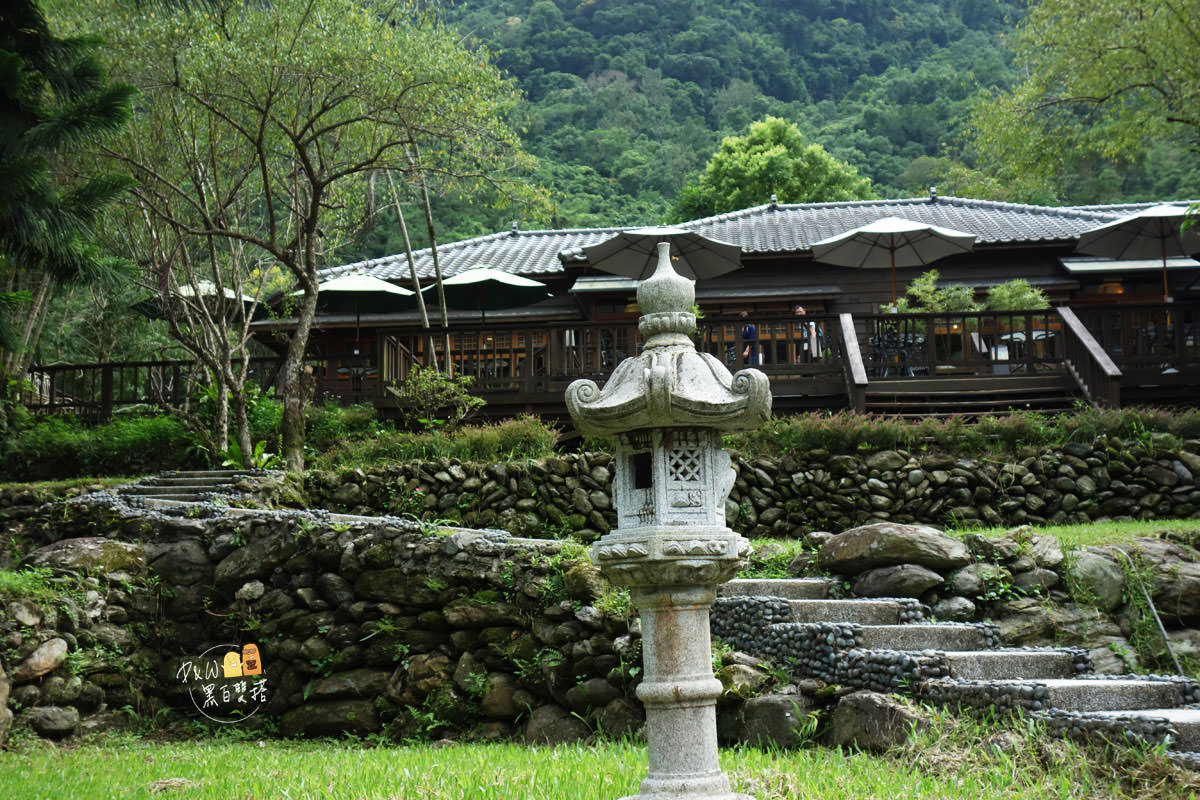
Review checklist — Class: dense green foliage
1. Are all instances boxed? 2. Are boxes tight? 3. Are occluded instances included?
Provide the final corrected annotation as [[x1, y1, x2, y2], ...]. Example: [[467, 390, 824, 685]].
[[0, 414, 201, 480], [344, 0, 1199, 260], [969, 0, 1200, 203], [0, 398, 562, 480], [0, 0, 136, 405]]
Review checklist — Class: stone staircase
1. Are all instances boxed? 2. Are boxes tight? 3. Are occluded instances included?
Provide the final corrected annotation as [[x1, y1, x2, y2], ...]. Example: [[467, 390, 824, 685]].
[[117, 469, 264, 505], [713, 578, 1200, 761]]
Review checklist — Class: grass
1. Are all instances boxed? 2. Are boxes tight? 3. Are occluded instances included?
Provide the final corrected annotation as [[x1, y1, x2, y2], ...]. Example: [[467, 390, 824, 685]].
[[737, 520, 1200, 582], [0, 476, 128, 494], [953, 519, 1200, 549], [2, 713, 1198, 800]]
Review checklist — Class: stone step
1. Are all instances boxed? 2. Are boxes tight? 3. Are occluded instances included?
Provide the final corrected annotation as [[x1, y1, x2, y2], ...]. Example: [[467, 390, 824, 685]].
[[1080, 708, 1200, 750], [146, 478, 237, 488], [133, 492, 211, 502], [123, 484, 232, 495], [965, 678, 1188, 712], [942, 649, 1078, 681], [719, 578, 836, 600], [855, 624, 989, 651], [165, 470, 253, 479], [787, 598, 909, 625]]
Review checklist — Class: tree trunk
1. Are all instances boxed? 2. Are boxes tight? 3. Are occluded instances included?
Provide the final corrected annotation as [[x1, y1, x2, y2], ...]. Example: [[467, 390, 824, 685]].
[[385, 169, 437, 371], [406, 145, 450, 373], [281, 272, 319, 472]]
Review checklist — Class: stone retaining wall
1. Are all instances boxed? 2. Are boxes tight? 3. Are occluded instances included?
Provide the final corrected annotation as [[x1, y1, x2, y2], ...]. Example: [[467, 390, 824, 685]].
[[3, 472, 1200, 751], [302, 438, 1200, 539], [1, 495, 643, 745]]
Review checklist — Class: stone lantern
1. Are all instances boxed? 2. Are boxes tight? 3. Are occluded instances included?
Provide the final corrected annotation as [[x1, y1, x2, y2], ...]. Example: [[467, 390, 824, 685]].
[[566, 242, 771, 800]]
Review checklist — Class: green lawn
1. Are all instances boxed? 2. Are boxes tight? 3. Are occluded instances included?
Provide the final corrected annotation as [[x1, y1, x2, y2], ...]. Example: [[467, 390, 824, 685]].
[[2, 719, 1197, 800]]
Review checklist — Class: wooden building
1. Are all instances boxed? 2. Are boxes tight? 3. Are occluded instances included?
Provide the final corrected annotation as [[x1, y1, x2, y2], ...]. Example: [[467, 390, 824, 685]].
[[25, 196, 1200, 421]]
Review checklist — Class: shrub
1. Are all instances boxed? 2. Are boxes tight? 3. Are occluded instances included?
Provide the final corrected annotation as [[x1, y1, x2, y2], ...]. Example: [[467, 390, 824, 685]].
[[388, 365, 485, 432], [305, 401, 382, 453], [310, 415, 559, 469], [0, 413, 201, 480], [729, 407, 1200, 459]]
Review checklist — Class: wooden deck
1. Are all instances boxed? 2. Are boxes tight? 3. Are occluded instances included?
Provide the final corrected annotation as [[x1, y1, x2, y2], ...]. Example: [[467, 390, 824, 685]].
[[20, 302, 1200, 422]]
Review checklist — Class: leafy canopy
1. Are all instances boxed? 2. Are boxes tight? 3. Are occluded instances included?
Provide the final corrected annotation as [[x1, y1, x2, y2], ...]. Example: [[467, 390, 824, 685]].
[[670, 116, 875, 220], [969, 0, 1200, 200]]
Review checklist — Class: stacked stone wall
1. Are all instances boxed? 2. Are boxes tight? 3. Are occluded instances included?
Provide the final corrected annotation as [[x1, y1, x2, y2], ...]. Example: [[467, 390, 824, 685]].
[[302, 438, 1200, 538], [0, 495, 642, 744]]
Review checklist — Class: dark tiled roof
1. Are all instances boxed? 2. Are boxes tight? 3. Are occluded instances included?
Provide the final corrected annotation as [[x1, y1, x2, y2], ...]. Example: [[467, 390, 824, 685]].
[[321, 196, 1133, 282], [322, 226, 627, 283]]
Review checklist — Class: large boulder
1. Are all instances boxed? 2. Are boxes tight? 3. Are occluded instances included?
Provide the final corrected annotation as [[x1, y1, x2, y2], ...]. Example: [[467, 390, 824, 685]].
[[818, 523, 970, 575], [851, 564, 943, 598], [305, 669, 391, 701], [143, 539, 212, 586], [826, 691, 928, 752], [279, 700, 379, 738], [718, 694, 816, 748], [28, 706, 79, 739], [11, 637, 69, 683], [22, 538, 145, 578], [523, 703, 591, 745], [0, 662, 10, 747], [442, 599, 524, 629], [213, 532, 298, 593], [1124, 539, 1200, 626], [1067, 551, 1125, 611]]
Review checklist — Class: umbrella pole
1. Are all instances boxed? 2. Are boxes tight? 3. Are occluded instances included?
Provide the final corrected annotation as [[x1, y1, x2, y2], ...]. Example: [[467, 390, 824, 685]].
[[890, 240, 897, 307], [1162, 238, 1170, 303]]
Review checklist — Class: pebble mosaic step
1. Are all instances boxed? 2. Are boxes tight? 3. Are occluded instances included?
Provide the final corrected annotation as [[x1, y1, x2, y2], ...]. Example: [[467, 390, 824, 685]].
[[719, 578, 836, 600], [711, 584, 1200, 763], [117, 470, 262, 502], [123, 484, 234, 494], [1079, 708, 1200, 750], [941, 649, 1079, 681], [786, 598, 915, 625], [1018, 677, 1192, 712], [854, 623, 992, 651]]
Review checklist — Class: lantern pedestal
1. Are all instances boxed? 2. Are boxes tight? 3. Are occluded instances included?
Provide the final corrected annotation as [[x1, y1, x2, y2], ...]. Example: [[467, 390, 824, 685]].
[[619, 585, 751, 800]]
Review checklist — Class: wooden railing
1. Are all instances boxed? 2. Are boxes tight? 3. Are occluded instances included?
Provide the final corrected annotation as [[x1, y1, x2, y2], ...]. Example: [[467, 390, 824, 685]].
[[1070, 302, 1199, 396], [23, 304, 1194, 419], [366, 320, 642, 403], [838, 313, 868, 411], [20, 358, 282, 420], [856, 309, 1066, 378], [1057, 307, 1121, 407]]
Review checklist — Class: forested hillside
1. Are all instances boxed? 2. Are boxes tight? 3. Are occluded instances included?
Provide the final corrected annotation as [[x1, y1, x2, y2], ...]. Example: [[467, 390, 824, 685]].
[[351, 0, 1200, 261]]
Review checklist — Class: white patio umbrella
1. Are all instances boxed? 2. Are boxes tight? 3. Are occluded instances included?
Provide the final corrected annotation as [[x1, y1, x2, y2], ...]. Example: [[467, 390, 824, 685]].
[[1075, 204, 1200, 302], [810, 216, 977, 305], [425, 266, 551, 321], [581, 226, 742, 281]]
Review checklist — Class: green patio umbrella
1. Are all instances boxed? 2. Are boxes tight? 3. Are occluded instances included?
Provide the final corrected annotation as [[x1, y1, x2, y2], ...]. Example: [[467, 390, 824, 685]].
[[425, 266, 551, 321], [299, 273, 417, 351]]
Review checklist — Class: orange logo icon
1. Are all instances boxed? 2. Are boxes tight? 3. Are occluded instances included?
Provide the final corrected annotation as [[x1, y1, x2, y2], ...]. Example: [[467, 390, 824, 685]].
[[241, 644, 262, 676]]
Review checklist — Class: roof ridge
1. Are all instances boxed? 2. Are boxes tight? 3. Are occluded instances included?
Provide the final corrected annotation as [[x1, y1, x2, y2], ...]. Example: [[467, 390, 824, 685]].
[[933, 195, 1119, 220]]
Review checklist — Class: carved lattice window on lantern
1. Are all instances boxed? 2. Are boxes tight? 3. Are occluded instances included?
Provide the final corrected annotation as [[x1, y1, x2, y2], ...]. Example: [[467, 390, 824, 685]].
[[668, 448, 702, 483], [667, 429, 703, 484]]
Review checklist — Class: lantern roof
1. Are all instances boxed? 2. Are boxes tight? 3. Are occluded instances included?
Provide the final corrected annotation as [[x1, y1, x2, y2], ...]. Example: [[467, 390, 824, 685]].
[[566, 243, 771, 436]]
